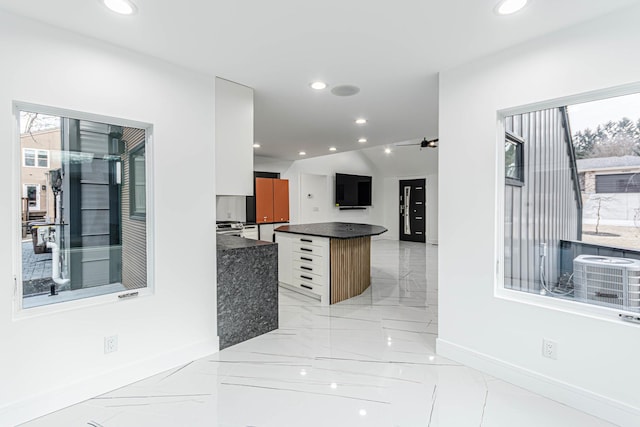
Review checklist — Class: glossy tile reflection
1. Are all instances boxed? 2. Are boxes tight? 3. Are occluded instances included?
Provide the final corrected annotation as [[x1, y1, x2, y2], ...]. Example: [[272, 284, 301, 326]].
[[22, 240, 614, 427]]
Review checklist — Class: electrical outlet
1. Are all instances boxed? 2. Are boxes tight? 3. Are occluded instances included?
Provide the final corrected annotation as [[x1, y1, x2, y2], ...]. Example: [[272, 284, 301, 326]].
[[104, 335, 118, 354], [542, 338, 557, 360]]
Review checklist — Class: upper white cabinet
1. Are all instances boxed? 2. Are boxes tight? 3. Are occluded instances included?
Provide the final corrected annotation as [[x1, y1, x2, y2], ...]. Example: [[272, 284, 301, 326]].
[[215, 77, 254, 195]]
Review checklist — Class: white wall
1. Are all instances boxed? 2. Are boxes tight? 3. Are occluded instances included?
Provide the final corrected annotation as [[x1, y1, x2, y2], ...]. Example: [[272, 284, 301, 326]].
[[299, 173, 330, 224], [438, 5, 640, 426], [254, 155, 294, 175], [280, 150, 386, 228], [360, 144, 439, 242], [0, 11, 217, 425]]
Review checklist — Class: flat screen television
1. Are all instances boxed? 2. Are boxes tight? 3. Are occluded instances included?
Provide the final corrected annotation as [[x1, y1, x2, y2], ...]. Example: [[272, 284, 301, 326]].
[[335, 173, 372, 207]]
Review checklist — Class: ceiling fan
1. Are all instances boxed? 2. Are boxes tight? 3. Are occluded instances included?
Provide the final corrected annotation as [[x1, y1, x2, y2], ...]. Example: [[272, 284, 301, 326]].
[[395, 137, 439, 149]]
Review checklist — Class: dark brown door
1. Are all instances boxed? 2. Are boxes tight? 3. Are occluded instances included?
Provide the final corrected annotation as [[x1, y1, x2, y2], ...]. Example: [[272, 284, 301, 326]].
[[255, 178, 274, 223], [399, 179, 426, 242], [273, 179, 289, 222]]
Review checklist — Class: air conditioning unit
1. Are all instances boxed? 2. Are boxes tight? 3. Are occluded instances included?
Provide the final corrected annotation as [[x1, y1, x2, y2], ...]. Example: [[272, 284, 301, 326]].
[[573, 255, 640, 312]]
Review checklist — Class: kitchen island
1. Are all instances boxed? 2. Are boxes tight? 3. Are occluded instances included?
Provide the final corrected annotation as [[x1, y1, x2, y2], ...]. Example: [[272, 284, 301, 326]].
[[216, 234, 278, 349], [275, 222, 387, 305]]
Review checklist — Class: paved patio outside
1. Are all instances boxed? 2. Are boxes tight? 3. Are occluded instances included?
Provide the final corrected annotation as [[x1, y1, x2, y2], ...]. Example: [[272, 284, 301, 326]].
[[22, 240, 55, 296]]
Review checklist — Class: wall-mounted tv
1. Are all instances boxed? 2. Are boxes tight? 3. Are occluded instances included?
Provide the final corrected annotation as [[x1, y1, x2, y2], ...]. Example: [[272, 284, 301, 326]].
[[335, 173, 372, 207]]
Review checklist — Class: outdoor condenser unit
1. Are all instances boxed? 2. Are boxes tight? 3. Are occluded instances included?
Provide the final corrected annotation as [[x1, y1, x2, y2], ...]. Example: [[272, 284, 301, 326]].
[[573, 255, 640, 312]]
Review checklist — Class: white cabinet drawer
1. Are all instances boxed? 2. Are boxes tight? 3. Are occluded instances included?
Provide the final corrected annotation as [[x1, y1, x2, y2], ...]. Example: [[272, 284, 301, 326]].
[[276, 231, 329, 305], [293, 236, 328, 249], [294, 252, 324, 268], [293, 244, 325, 256], [293, 260, 325, 276], [292, 267, 327, 285], [296, 279, 324, 296]]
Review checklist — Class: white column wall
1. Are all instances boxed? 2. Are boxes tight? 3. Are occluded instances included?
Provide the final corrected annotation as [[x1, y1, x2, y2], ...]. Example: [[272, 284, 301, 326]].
[[0, 11, 217, 425], [438, 5, 640, 426]]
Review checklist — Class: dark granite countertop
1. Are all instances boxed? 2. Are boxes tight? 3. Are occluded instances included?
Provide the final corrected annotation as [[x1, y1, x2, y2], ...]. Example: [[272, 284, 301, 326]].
[[217, 234, 278, 350], [217, 234, 276, 251], [274, 222, 387, 239]]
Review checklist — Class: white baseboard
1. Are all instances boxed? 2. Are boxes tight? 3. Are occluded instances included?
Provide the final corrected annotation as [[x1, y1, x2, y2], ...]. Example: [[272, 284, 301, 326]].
[[1, 338, 219, 426], [436, 338, 640, 427]]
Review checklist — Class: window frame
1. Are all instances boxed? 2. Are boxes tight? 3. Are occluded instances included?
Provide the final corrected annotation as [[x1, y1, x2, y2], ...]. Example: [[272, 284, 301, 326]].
[[505, 132, 525, 186], [595, 172, 640, 194], [495, 82, 640, 323], [12, 101, 155, 319], [37, 149, 49, 168], [22, 148, 49, 168], [129, 143, 146, 220]]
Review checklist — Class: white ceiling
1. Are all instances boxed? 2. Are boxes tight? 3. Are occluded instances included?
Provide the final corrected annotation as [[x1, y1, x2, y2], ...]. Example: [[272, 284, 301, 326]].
[[1, 0, 637, 160]]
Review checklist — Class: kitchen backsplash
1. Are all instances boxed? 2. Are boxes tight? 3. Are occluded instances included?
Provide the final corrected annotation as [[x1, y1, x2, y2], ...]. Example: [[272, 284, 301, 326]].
[[216, 196, 247, 222]]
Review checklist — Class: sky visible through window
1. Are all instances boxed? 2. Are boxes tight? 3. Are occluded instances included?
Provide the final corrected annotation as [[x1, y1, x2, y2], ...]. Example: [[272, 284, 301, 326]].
[[19, 112, 60, 134], [568, 92, 640, 134]]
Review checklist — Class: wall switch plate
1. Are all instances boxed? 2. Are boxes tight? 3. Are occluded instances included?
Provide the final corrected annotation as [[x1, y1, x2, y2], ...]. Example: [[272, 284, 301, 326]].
[[104, 335, 118, 354], [542, 338, 557, 359]]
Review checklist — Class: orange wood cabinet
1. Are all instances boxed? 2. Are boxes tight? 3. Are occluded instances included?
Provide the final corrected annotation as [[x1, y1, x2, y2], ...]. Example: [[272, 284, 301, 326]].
[[273, 179, 290, 222], [255, 178, 289, 223], [255, 178, 274, 223]]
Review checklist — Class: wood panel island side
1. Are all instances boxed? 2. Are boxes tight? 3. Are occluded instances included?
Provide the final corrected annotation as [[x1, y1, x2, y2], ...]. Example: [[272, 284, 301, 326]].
[[275, 222, 387, 305]]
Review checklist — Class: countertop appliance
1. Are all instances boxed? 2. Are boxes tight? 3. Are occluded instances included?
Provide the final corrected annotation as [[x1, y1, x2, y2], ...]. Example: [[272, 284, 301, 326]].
[[216, 221, 244, 237], [241, 223, 259, 240]]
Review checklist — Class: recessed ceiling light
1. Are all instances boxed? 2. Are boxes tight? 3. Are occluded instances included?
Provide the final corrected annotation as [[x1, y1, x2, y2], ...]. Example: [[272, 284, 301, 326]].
[[330, 382, 338, 389], [359, 409, 367, 417], [495, 0, 527, 15], [299, 151, 306, 156], [310, 81, 328, 90], [252, 143, 261, 148], [384, 148, 391, 154], [355, 118, 367, 125], [329, 147, 337, 152], [358, 138, 367, 143], [102, 0, 137, 15]]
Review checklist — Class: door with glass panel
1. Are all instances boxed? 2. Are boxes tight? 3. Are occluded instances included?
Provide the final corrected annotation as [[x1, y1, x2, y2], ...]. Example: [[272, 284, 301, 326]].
[[399, 179, 426, 242]]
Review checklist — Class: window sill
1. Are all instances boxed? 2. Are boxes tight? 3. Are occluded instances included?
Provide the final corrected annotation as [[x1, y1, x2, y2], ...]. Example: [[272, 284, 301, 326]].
[[495, 286, 640, 327], [13, 286, 153, 321], [505, 178, 524, 187]]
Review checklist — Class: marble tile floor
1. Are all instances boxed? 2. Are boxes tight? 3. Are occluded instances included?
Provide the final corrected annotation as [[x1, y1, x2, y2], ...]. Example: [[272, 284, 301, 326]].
[[22, 240, 614, 427]]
